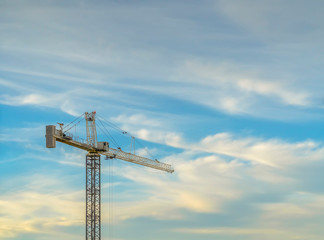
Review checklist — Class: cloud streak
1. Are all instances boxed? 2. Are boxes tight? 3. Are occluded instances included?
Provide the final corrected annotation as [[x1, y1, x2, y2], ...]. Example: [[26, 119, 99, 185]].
[[1, 1, 323, 120]]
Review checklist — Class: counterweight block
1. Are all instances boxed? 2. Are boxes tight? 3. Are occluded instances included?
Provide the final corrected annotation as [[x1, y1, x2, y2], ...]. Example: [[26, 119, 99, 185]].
[[45, 125, 56, 148]]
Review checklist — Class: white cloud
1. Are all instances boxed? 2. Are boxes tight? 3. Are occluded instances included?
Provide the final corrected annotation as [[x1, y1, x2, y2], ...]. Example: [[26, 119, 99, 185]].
[[217, 0, 324, 44], [95, 114, 324, 231], [109, 114, 184, 148], [111, 114, 162, 128], [237, 78, 309, 106], [111, 114, 324, 169], [260, 192, 324, 219], [109, 149, 324, 238], [171, 60, 311, 112], [0, 92, 81, 116], [196, 133, 324, 168], [0, 174, 84, 239], [107, 153, 244, 221]]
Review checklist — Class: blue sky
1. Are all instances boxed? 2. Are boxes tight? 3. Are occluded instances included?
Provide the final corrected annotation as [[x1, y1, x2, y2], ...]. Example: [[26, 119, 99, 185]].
[[1, 0, 324, 239]]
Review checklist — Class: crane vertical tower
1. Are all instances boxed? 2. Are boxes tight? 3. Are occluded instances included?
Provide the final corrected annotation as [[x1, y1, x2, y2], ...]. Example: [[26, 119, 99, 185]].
[[86, 152, 101, 240], [45, 111, 174, 240], [85, 112, 100, 240]]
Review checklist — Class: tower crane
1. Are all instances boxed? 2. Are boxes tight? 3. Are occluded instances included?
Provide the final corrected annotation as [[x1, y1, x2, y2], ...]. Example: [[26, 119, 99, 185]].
[[45, 111, 174, 240]]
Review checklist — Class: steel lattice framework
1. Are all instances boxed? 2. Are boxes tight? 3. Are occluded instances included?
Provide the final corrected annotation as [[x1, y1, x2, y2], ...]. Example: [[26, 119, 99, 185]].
[[86, 153, 101, 240]]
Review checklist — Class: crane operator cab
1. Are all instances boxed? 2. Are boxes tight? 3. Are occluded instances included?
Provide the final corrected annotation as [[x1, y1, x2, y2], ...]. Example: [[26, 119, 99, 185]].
[[97, 141, 109, 152]]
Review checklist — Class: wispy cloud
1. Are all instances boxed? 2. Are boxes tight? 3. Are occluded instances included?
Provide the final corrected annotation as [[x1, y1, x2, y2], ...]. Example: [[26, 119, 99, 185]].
[[112, 114, 324, 168], [196, 132, 324, 168], [260, 192, 324, 219], [217, 0, 324, 44], [1, 1, 323, 120]]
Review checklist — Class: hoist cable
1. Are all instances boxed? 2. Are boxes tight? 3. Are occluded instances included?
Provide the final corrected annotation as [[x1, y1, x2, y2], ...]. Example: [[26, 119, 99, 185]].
[[135, 138, 156, 160], [97, 119, 120, 148], [96, 124, 119, 148], [96, 116, 126, 147], [111, 158, 114, 239], [63, 113, 85, 131], [98, 118, 120, 147], [107, 157, 114, 240], [97, 114, 130, 136], [97, 114, 157, 159], [63, 118, 85, 134]]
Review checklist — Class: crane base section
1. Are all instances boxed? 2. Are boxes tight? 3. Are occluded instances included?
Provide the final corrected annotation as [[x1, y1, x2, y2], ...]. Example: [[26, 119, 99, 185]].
[[86, 153, 101, 240]]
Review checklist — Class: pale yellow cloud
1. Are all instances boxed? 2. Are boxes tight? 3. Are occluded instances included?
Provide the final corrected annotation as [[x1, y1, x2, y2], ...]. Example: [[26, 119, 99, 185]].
[[175, 227, 284, 235], [260, 192, 324, 219], [0, 175, 84, 238]]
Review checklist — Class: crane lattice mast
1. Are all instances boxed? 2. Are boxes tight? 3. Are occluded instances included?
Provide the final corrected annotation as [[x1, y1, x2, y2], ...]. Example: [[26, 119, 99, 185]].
[[45, 111, 174, 240]]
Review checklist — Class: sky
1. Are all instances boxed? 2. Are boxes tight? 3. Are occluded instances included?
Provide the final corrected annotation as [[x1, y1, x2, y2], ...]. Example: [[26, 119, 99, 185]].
[[1, 0, 324, 239]]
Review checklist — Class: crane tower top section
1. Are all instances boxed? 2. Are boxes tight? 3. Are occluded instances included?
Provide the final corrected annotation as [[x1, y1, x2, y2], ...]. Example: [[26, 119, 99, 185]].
[[85, 111, 98, 148]]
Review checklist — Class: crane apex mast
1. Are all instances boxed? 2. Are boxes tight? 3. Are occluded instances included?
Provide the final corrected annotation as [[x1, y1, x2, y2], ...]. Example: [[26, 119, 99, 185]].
[[85, 111, 98, 148]]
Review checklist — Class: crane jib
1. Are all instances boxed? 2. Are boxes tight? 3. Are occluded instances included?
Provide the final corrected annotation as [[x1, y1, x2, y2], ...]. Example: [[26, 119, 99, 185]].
[[45, 125, 174, 173]]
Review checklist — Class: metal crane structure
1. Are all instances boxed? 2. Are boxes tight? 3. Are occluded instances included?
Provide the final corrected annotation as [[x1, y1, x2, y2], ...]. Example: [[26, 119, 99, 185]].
[[45, 111, 174, 240]]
